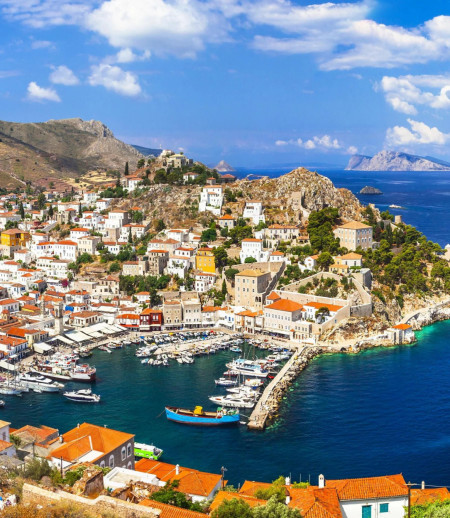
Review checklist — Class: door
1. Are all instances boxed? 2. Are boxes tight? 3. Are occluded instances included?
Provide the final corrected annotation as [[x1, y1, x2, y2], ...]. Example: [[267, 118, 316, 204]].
[[362, 506, 372, 518]]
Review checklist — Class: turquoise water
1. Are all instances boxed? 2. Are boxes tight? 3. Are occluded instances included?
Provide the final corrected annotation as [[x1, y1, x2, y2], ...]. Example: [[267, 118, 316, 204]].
[[4, 321, 450, 485]]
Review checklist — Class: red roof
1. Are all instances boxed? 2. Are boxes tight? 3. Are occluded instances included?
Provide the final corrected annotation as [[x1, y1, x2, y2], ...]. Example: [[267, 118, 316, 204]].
[[265, 299, 303, 312], [325, 474, 408, 500]]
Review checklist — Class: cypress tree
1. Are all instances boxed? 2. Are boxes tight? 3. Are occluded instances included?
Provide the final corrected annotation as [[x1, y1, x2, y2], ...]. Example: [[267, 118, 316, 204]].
[[124, 162, 129, 176]]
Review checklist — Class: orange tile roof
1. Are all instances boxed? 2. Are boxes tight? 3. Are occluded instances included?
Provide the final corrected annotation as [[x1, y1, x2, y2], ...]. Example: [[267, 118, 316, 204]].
[[242, 238, 262, 242], [210, 491, 266, 512], [266, 292, 280, 301], [325, 474, 408, 500], [265, 299, 303, 312], [305, 302, 343, 312], [393, 324, 412, 330], [135, 459, 221, 497], [410, 487, 450, 505], [340, 253, 363, 260], [140, 499, 205, 518], [51, 422, 134, 463], [0, 439, 13, 452], [219, 214, 235, 220], [140, 308, 162, 315], [239, 480, 272, 497], [289, 487, 342, 518]]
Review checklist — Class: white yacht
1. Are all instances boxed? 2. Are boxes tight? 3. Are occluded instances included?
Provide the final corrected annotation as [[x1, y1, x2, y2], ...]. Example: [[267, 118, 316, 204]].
[[18, 372, 63, 393], [63, 388, 101, 403]]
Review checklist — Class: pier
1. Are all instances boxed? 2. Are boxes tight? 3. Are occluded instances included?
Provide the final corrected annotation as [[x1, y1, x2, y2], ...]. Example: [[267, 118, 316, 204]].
[[247, 345, 320, 430]]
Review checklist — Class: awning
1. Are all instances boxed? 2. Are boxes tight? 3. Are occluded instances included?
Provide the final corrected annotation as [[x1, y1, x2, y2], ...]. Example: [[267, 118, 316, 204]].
[[33, 342, 53, 354], [0, 361, 16, 371], [81, 329, 103, 338], [48, 335, 74, 346], [65, 331, 91, 343]]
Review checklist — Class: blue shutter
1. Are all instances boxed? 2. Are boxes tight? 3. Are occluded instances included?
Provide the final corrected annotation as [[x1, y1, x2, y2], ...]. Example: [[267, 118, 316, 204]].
[[380, 503, 389, 513], [362, 505, 372, 518]]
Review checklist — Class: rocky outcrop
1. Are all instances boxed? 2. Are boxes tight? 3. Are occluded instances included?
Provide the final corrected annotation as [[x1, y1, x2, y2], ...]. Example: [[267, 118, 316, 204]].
[[360, 185, 383, 194], [346, 151, 450, 171]]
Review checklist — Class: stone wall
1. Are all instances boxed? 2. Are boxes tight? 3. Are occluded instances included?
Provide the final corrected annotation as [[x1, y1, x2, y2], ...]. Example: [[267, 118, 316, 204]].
[[22, 483, 161, 518]]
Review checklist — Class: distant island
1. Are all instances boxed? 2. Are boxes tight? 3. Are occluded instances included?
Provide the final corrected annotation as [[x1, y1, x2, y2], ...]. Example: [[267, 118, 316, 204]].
[[360, 186, 383, 195], [214, 160, 235, 172], [346, 150, 450, 171]]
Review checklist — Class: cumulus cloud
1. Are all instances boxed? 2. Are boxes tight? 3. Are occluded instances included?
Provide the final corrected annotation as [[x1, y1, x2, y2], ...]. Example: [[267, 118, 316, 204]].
[[275, 134, 346, 151], [27, 81, 61, 102], [49, 65, 79, 85], [379, 74, 450, 114], [31, 39, 54, 49], [385, 119, 450, 147], [88, 63, 142, 96]]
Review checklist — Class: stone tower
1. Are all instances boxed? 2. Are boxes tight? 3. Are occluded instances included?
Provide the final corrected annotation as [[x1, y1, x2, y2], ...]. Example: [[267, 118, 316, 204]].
[[54, 302, 64, 335]]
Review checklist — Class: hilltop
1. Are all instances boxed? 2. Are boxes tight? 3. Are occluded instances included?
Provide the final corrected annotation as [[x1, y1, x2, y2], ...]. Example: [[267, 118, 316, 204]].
[[0, 118, 144, 187], [346, 150, 450, 171]]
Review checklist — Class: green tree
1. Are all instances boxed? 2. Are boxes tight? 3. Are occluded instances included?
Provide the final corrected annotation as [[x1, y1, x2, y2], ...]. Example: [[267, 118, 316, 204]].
[[154, 169, 167, 184], [109, 261, 121, 273], [307, 208, 340, 254], [410, 499, 450, 518], [137, 158, 145, 169], [150, 481, 204, 512], [317, 251, 334, 270], [244, 257, 257, 264], [19, 201, 25, 219], [37, 192, 46, 210], [225, 268, 239, 281], [78, 203, 82, 217], [211, 498, 253, 518], [253, 497, 302, 518], [201, 228, 217, 242], [221, 279, 227, 296], [76, 253, 94, 265], [124, 161, 129, 176], [48, 205, 54, 218], [255, 477, 288, 503], [132, 210, 144, 224], [213, 246, 229, 270], [155, 219, 166, 232]]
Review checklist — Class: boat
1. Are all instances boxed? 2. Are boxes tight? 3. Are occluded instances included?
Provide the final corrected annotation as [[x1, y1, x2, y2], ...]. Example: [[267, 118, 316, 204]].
[[78, 348, 92, 358], [225, 359, 269, 378], [70, 364, 96, 382], [215, 378, 237, 387], [63, 389, 101, 403], [134, 442, 163, 460], [17, 372, 62, 392], [208, 395, 255, 409], [230, 346, 242, 353], [0, 400, 5, 407], [0, 384, 23, 396], [244, 378, 264, 388], [389, 204, 406, 209], [98, 346, 112, 353], [165, 406, 240, 426]]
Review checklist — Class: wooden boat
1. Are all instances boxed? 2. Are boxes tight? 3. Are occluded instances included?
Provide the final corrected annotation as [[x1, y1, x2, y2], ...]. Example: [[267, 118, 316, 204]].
[[165, 406, 240, 426]]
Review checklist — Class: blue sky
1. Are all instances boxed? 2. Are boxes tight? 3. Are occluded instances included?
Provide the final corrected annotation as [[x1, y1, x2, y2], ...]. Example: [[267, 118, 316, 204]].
[[1, 0, 450, 167]]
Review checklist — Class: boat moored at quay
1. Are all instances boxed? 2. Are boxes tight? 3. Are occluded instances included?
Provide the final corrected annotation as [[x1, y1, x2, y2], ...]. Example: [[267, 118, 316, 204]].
[[165, 406, 240, 426]]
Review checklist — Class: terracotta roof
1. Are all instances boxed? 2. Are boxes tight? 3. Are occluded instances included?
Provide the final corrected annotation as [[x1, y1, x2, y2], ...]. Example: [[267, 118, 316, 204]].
[[0, 439, 13, 452], [210, 491, 266, 512], [271, 251, 285, 256], [337, 221, 371, 230], [140, 499, 205, 518], [239, 480, 272, 497], [13, 424, 58, 446], [236, 269, 266, 277], [410, 487, 450, 505], [56, 240, 78, 246], [242, 238, 262, 242], [325, 474, 408, 500], [304, 302, 343, 312], [219, 214, 235, 220], [266, 292, 280, 301], [117, 313, 140, 320], [340, 253, 363, 260], [51, 422, 134, 463], [289, 487, 342, 518], [265, 299, 303, 312], [140, 308, 162, 315], [393, 324, 412, 330], [135, 459, 221, 497]]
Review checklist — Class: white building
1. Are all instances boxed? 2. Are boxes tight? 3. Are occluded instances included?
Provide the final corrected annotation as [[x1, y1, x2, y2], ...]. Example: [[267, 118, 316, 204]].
[[195, 272, 216, 293], [243, 201, 265, 225], [53, 240, 78, 262], [199, 186, 224, 216], [239, 238, 269, 263]]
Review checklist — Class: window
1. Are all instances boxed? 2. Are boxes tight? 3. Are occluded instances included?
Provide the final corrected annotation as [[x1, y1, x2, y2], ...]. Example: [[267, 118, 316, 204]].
[[380, 504, 389, 513], [362, 505, 372, 518], [109, 455, 115, 468], [121, 447, 126, 461]]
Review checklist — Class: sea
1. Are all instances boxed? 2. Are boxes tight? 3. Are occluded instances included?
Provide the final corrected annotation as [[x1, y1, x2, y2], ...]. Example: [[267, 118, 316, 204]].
[[4, 168, 450, 487]]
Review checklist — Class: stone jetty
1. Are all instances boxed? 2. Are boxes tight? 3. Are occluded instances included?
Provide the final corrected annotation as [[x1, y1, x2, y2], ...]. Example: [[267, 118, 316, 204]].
[[247, 346, 321, 430]]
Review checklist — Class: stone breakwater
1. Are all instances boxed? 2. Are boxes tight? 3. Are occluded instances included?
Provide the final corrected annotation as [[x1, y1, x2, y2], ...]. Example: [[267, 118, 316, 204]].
[[248, 346, 321, 430]]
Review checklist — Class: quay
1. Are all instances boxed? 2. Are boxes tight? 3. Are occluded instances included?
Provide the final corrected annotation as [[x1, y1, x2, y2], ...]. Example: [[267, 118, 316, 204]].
[[247, 345, 321, 430]]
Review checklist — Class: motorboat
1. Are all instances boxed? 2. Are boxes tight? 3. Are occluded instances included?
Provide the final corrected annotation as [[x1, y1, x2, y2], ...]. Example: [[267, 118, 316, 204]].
[[208, 395, 256, 409], [225, 359, 268, 378], [70, 364, 96, 382], [215, 378, 237, 387], [98, 346, 112, 353], [63, 388, 101, 403], [17, 372, 62, 392], [134, 442, 163, 460]]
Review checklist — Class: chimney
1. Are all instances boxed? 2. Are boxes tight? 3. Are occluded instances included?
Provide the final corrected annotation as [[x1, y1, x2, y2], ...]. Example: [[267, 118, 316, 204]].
[[59, 435, 63, 443], [175, 464, 180, 475], [285, 476, 291, 486], [422, 481, 425, 490], [286, 494, 291, 505], [319, 474, 325, 489]]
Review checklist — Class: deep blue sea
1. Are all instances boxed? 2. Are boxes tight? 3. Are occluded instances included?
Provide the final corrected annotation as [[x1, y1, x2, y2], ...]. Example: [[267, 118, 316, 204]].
[[4, 322, 450, 487], [236, 167, 450, 247]]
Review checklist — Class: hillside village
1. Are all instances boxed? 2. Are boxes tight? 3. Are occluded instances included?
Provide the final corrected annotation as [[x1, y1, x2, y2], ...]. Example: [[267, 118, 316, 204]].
[[0, 147, 445, 363]]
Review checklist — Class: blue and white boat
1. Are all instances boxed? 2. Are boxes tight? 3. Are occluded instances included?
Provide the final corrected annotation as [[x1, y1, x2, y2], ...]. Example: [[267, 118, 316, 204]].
[[165, 406, 240, 426]]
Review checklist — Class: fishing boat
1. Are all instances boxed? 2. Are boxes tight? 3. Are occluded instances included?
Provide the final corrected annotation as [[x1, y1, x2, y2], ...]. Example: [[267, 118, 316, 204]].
[[63, 389, 101, 403], [165, 406, 240, 426], [134, 442, 163, 460]]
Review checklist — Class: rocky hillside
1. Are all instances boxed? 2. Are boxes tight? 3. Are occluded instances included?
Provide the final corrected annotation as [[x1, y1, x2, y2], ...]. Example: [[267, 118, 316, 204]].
[[122, 167, 367, 228], [0, 118, 143, 184], [346, 150, 450, 171]]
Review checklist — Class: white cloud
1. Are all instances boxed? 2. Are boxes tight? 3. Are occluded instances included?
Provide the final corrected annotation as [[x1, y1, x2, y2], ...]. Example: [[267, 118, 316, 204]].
[[385, 119, 450, 147], [347, 145, 358, 155], [275, 134, 344, 151], [116, 48, 150, 63], [49, 65, 79, 85], [0, 0, 93, 28], [88, 63, 141, 96], [380, 74, 450, 114], [31, 39, 54, 49], [85, 0, 231, 58], [27, 81, 60, 102]]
